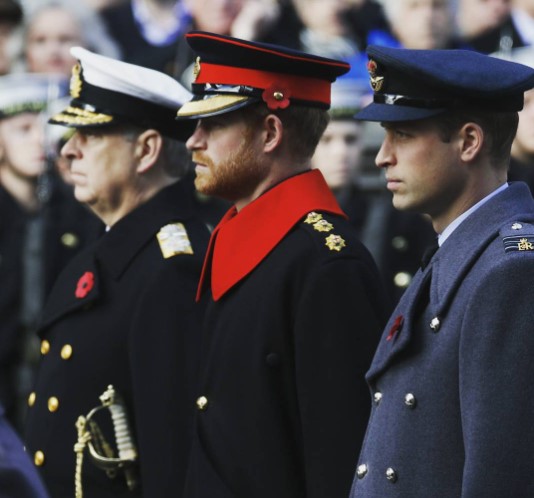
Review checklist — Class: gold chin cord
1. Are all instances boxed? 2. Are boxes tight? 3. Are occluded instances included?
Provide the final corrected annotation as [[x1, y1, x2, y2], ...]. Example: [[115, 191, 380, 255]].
[[74, 385, 138, 498]]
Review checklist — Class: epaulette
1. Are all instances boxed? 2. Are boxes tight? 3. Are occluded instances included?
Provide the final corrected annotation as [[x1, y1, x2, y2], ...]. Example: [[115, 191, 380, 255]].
[[156, 222, 193, 258], [500, 221, 534, 254], [302, 211, 347, 252]]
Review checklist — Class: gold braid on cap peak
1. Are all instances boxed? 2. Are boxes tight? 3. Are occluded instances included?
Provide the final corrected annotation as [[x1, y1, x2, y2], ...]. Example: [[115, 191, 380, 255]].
[[52, 105, 114, 125]]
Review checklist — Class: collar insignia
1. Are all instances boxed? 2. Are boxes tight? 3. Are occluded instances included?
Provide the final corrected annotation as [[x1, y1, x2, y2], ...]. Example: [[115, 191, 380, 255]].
[[70, 63, 83, 99], [367, 59, 384, 93], [157, 223, 193, 258]]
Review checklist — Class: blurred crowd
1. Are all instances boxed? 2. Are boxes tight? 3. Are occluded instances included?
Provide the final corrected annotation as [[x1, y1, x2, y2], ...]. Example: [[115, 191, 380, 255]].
[[1, 0, 534, 435]]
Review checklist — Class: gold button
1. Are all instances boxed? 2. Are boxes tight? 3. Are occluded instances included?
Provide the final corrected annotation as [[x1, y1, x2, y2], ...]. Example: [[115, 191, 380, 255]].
[[28, 392, 36, 407], [48, 397, 59, 412], [273, 91, 284, 101], [61, 232, 79, 248], [61, 344, 73, 360], [196, 396, 208, 411], [40, 340, 50, 355], [34, 451, 45, 466]]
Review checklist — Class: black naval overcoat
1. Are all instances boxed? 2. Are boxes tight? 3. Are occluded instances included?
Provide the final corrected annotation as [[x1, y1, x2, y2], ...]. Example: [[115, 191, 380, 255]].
[[24, 181, 210, 498], [350, 182, 534, 497], [184, 170, 388, 498]]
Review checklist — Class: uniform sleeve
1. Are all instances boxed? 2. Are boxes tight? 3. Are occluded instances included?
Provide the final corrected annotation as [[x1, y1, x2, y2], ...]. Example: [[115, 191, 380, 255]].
[[459, 257, 534, 497], [293, 256, 385, 498], [128, 258, 204, 498]]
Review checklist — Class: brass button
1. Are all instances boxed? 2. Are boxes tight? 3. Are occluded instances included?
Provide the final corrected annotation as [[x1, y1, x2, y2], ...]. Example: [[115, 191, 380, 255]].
[[40, 340, 50, 355], [404, 393, 417, 408], [273, 91, 284, 101], [391, 236, 408, 251], [373, 392, 383, 404], [61, 232, 79, 248], [48, 397, 59, 412], [196, 396, 208, 411], [28, 392, 36, 407], [356, 463, 368, 479], [386, 467, 398, 483], [34, 451, 45, 466], [61, 344, 73, 360]]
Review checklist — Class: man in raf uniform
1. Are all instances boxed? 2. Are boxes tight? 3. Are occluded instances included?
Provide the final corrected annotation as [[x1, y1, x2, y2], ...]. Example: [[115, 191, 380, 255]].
[[349, 46, 534, 496], [176, 31, 388, 498], [24, 47, 210, 497]]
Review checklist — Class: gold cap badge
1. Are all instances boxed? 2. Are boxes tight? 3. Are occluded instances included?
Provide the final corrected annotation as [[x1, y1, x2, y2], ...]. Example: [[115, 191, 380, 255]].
[[193, 57, 201, 82], [70, 63, 83, 99], [157, 223, 193, 258]]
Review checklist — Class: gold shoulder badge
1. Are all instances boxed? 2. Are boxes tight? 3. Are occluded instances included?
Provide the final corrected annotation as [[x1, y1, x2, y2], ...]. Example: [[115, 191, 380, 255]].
[[157, 223, 193, 258], [518, 238, 534, 251], [70, 63, 83, 98], [304, 212, 323, 224], [313, 219, 333, 233], [325, 234, 346, 252], [193, 57, 201, 82], [367, 59, 384, 93]]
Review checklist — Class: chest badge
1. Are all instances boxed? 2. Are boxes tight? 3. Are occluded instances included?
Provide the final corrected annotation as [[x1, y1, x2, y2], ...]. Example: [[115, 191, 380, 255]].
[[157, 223, 193, 258]]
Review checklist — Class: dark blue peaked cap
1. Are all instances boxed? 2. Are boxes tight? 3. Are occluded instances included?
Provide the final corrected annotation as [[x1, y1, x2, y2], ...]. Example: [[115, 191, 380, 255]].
[[177, 31, 350, 119], [355, 45, 534, 122]]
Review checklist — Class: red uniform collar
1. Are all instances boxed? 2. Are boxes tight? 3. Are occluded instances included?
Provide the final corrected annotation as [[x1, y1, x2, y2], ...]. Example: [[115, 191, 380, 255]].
[[196, 169, 346, 301]]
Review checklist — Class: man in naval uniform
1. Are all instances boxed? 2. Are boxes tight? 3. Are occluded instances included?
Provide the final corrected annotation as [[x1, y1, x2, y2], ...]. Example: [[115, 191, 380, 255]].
[[349, 46, 534, 496], [176, 31, 388, 498], [24, 47, 210, 497]]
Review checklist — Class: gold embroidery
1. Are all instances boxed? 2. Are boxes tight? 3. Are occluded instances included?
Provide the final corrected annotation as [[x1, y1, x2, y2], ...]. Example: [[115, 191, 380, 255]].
[[325, 234, 346, 252], [157, 223, 193, 258], [70, 63, 83, 98], [304, 212, 323, 224], [518, 238, 534, 251]]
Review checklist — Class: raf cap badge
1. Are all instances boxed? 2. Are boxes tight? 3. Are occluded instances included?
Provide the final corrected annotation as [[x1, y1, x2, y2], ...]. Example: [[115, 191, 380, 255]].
[[70, 63, 83, 99], [157, 223, 193, 258], [367, 59, 384, 93]]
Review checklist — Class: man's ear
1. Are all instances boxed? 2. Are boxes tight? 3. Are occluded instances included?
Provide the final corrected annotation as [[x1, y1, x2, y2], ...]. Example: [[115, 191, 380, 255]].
[[134, 129, 163, 173], [459, 122, 484, 163], [262, 114, 283, 153]]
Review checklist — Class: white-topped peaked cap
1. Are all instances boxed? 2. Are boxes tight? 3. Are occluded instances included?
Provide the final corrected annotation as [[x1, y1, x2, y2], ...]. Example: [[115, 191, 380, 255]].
[[49, 47, 196, 140], [0, 73, 62, 117]]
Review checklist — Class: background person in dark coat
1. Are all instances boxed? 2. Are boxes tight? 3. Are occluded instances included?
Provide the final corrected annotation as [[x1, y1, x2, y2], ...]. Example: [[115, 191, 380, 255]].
[[0, 73, 102, 430], [23, 47, 209, 497], [349, 45, 534, 497], [176, 31, 388, 498]]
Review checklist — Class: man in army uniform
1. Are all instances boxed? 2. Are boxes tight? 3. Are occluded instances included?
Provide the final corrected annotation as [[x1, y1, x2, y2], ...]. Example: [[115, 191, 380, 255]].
[[176, 31, 388, 498], [350, 46, 534, 496], [24, 47, 210, 497]]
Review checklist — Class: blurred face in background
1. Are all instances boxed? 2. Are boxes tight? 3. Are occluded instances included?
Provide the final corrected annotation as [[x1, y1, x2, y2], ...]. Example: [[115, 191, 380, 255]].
[[311, 118, 363, 191], [512, 88, 534, 163], [184, 0, 246, 34], [456, 0, 510, 38], [0, 112, 45, 179], [386, 0, 453, 49], [292, 0, 352, 37], [25, 6, 83, 76]]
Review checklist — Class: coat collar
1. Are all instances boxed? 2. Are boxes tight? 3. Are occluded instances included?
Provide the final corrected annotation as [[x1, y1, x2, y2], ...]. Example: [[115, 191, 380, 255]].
[[197, 169, 346, 301], [95, 181, 194, 280], [367, 182, 534, 381], [40, 181, 195, 330]]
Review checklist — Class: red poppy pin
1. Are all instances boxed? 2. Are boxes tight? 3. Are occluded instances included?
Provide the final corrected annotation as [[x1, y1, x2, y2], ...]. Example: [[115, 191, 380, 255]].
[[262, 84, 291, 110], [75, 271, 94, 299], [386, 315, 404, 342]]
